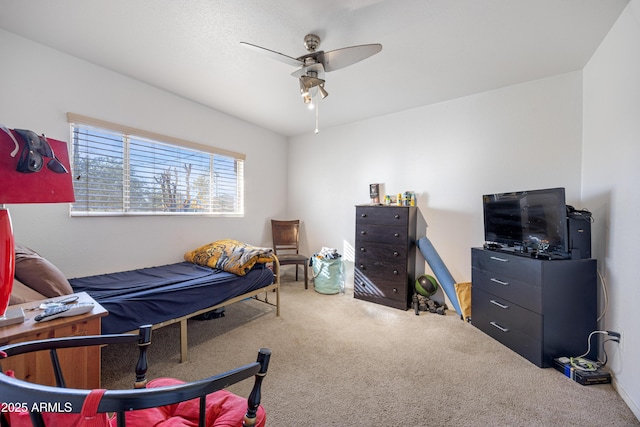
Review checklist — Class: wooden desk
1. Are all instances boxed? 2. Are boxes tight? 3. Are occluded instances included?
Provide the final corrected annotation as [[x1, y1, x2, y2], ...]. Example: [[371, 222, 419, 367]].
[[0, 292, 108, 389]]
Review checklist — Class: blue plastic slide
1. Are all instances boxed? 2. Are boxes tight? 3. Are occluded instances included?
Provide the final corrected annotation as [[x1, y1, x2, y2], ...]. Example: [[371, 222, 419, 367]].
[[416, 236, 462, 316]]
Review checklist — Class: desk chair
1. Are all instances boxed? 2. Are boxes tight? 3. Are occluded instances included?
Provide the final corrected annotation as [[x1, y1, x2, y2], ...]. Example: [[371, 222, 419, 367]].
[[0, 325, 271, 427], [271, 219, 309, 289]]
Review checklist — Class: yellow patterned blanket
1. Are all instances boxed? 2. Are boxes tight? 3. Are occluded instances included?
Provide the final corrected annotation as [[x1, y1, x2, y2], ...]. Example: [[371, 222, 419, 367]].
[[184, 239, 274, 276]]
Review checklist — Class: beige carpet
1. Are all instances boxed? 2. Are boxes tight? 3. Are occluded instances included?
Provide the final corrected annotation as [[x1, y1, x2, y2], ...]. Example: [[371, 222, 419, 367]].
[[102, 272, 639, 427]]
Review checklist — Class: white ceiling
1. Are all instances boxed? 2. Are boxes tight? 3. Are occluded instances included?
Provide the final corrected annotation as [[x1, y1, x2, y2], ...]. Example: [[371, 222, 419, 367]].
[[0, 0, 629, 137]]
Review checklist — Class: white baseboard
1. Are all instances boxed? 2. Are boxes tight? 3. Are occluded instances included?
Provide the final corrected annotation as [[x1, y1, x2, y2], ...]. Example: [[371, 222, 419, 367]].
[[612, 377, 640, 422]]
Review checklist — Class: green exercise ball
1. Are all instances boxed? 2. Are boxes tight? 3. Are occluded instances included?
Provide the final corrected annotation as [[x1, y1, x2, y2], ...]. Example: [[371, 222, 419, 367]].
[[415, 274, 439, 297]]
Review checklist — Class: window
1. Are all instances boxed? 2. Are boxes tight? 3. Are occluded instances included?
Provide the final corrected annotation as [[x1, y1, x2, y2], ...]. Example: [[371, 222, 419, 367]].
[[67, 114, 245, 216]]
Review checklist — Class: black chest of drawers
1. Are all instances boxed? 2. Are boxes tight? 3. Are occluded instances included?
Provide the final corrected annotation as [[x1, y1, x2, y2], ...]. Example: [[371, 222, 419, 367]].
[[471, 248, 597, 367], [354, 206, 417, 309]]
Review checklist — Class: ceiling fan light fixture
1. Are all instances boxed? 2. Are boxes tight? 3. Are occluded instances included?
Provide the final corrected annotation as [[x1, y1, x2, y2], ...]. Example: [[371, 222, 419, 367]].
[[318, 84, 328, 99], [299, 78, 309, 97]]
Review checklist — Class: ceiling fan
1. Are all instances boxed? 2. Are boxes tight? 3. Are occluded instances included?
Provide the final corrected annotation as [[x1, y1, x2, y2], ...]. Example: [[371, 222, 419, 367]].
[[241, 34, 382, 106]]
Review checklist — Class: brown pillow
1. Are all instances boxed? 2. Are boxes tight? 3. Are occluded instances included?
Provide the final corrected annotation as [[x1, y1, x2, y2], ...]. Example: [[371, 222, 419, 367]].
[[14, 244, 73, 297], [9, 277, 46, 305]]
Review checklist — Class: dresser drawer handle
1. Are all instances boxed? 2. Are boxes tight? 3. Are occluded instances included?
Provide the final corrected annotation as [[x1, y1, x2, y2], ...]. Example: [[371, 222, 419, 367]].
[[360, 247, 366, 252], [393, 270, 399, 275], [393, 251, 399, 257], [394, 233, 400, 237], [490, 300, 509, 309], [392, 288, 398, 294], [394, 214, 400, 219], [360, 264, 365, 269], [490, 278, 509, 286], [361, 213, 367, 218], [490, 321, 509, 332], [360, 230, 366, 235], [490, 256, 509, 262]]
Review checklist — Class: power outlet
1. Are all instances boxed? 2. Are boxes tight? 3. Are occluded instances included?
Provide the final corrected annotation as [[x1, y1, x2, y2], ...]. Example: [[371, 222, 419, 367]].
[[618, 329, 624, 352], [608, 329, 623, 351]]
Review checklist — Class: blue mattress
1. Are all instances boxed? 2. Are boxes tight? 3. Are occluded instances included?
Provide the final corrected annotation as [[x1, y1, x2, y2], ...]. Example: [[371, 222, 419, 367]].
[[69, 262, 274, 334]]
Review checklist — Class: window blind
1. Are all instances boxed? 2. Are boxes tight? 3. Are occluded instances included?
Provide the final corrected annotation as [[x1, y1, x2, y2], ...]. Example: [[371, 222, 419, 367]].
[[68, 114, 244, 216]]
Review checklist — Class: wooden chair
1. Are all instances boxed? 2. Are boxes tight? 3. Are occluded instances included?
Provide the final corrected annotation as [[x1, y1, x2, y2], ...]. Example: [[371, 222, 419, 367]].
[[0, 325, 271, 427], [271, 219, 309, 289]]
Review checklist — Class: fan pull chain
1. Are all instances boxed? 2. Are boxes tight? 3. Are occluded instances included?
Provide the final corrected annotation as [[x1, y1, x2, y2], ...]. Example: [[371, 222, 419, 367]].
[[315, 98, 319, 134]]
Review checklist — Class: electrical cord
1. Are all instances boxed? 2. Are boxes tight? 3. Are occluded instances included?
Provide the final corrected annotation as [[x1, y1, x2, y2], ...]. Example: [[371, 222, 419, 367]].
[[597, 269, 609, 322], [598, 338, 617, 368], [572, 330, 621, 371], [577, 331, 608, 359]]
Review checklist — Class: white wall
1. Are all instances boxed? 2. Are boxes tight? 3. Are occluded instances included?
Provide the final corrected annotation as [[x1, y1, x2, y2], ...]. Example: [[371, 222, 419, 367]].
[[0, 29, 289, 278], [288, 72, 584, 288], [582, 0, 640, 418]]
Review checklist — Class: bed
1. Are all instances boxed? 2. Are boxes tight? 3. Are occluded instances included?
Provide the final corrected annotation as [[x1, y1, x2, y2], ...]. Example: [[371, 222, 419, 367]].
[[11, 240, 280, 363], [70, 259, 279, 362]]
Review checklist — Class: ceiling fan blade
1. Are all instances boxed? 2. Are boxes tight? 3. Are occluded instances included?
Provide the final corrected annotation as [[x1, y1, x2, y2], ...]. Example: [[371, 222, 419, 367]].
[[321, 43, 382, 72], [240, 42, 303, 67]]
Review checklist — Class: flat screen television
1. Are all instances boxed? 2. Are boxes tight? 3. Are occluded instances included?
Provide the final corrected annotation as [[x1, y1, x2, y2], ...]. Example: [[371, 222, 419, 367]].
[[483, 187, 568, 257]]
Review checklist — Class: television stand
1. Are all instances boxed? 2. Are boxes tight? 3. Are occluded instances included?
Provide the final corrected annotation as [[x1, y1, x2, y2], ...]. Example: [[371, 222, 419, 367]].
[[471, 248, 597, 367]]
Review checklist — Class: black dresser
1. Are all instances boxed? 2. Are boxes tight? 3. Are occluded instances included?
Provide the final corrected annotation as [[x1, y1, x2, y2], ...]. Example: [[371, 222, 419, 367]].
[[471, 248, 597, 367], [354, 205, 417, 309]]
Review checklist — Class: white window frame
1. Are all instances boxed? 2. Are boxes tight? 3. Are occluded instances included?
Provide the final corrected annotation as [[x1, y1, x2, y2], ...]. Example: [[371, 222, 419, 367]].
[[67, 113, 245, 217]]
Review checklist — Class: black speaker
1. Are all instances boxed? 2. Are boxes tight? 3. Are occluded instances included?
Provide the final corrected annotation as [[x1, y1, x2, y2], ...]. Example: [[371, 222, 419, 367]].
[[567, 212, 592, 259]]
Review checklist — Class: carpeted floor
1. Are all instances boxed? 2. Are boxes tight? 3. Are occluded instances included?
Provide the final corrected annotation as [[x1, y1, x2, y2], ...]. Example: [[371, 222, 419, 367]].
[[102, 272, 639, 426]]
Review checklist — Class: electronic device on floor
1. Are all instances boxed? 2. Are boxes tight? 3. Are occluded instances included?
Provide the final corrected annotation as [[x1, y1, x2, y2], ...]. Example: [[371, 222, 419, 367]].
[[554, 357, 612, 385], [34, 302, 94, 322]]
